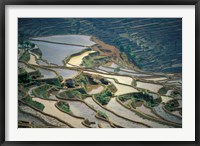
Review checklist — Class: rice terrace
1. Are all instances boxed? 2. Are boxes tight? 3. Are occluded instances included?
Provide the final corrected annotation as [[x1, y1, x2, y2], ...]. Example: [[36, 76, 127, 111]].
[[18, 18, 182, 128]]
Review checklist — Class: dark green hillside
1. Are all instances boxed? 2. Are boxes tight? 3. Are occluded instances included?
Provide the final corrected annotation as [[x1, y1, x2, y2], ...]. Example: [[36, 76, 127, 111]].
[[18, 18, 182, 73]]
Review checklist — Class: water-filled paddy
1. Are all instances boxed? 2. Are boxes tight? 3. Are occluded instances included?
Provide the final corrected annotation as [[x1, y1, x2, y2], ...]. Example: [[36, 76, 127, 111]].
[[106, 78, 138, 96], [153, 104, 182, 124], [37, 60, 48, 66], [98, 66, 149, 77], [84, 71, 133, 85], [19, 104, 69, 127], [135, 104, 160, 119], [66, 100, 111, 128], [104, 62, 119, 68], [161, 96, 173, 103], [18, 62, 35, 73], [171, 110, 182, 117], [136, 81, 163, 93], [145, 77, 168, 81], [53, 68, 79, 79], [106, 98, 170, 128], [37, 68, 57, 79], [32, 35, 96, 46], [31, 41, 86, 65], [19, 109, 48, 127], [28, 54, 38, 65], [32, 98, 86, 128], [67, 50, 96, 66], [84, 97, 146, 128], [87, 85, 104, 95]]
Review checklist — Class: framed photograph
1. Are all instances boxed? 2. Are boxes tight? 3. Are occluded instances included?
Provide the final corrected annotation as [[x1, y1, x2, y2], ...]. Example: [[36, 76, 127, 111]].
[[1, 0, 199, 145]]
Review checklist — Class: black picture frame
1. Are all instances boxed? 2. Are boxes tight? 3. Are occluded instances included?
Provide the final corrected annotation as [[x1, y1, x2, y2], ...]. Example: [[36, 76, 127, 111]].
[[1, 0, 200, 145]]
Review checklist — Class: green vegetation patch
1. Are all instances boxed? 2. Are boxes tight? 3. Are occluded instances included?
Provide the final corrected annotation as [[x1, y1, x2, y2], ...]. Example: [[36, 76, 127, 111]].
[[95, 90, 112, 105], [158, 87, 168, 95], [32, 84, 52, 99], [97, 110, 108, 120], [57, 88, 87, 100], [164, 100, 180, 112], [18, 68, 31, 84], [38, 78, 61, 87], [118, 92, 160, 107], [82, 55, 109, 68], [19, 51, 30, 62], [21, 96, 44, 111], [56, 101, 72, 114]]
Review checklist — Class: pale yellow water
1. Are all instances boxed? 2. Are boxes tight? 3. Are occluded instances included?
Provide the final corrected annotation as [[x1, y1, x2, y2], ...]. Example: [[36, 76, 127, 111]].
[[145, 77, 167, 81], [136, 81, 163, 93], [84, 71, 133, 85], [161, 96, 173, 103], [87, 86, 104, 95], [28, 54, 38, 65], [67, 51, 96, 66], [107, 78, 138, 96], [32, 98, 86, 128]]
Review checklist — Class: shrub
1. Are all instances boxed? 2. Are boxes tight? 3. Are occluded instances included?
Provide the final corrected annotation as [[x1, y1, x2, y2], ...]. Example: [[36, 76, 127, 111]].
[[19, 51, 30, 62], [97, 111, 108, 120], [95, 90, 112, 105], [158, 87, 168, 95], [58, 89, 84, 99], [118, 92, 158, 107], [57, 101, 71, 113], [18, 69, 31, 84], [32, 84, 52, 99], [22, 96, 44, 111]]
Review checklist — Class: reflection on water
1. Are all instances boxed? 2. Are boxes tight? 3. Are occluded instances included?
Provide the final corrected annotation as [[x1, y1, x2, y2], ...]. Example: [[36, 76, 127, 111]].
[[37, 68, 57, 79], [32, 98, 86, 128], [84, 97, 146, 128], [53, 68, 79, 79], [107, 78, 138, 96], [106, 98, 170, 128], [136, 81, 163, 93], [31, 41, 86, 66], [67, 51, 96, 66], [32, 35, 95, 46]]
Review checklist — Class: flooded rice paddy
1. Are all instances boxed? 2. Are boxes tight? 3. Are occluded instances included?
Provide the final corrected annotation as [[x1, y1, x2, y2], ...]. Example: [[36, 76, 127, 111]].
[[31, 41, 86, 65], [32, 98, 86, 128], [28, 54, 38, 65], [37, 68, 57, 79], [67, 50, 96, 66], [87, 85, 104, 95], [135, 104, 160, 119], [136, 81, 163, 93], [153, 104, 182, 124], [32, 35, 96, 46], [66, 100, 111, 128], [18, 62, 35, 73], [53, 68, 79, 79], [84, 71, 133, 85], [161, 96, 173, 103], [106, 98, 170, 128], [84, 97, 147, 128], [106, 78, 138, 96]]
